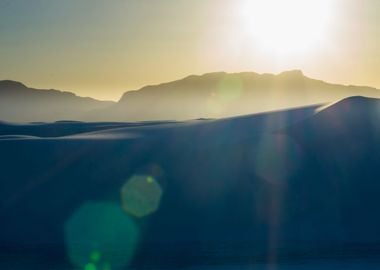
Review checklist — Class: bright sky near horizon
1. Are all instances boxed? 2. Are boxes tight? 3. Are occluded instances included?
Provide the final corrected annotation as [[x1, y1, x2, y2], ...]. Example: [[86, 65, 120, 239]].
[[0, 0, 379, 101]]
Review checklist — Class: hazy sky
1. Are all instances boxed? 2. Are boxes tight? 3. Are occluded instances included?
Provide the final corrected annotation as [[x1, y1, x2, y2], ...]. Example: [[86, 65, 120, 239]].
[[1, 0, 379, 100]]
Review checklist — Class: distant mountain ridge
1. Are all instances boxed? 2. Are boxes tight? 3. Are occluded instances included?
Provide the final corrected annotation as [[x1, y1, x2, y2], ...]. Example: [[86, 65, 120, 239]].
[[2, 70, 380, 122], [105, 70, 380, 121], [0, 80, 115, 122], [0, 80, 92, 98]]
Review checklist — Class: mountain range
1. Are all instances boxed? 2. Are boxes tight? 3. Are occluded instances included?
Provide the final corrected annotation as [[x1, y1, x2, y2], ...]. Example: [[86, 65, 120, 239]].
[[2, 70, 380, 122], [0, 80, 114, 122]]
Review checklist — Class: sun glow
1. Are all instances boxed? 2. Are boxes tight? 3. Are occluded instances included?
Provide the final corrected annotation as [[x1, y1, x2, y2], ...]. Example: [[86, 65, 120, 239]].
[[239, 0, 335, 56]]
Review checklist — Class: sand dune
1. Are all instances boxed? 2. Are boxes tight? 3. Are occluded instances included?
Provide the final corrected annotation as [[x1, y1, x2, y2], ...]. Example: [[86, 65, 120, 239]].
[[1, 97, 380, 268]]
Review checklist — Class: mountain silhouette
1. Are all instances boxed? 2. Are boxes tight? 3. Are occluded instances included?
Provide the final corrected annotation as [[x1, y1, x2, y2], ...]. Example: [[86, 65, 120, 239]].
[[0, 80, 114, 122], [2, 71, 380, 122], [101, 70, 380, 121]]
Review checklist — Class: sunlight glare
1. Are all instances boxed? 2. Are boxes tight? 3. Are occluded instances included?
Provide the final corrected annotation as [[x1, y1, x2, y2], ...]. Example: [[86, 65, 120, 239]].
[[239, 0, 335, 55]]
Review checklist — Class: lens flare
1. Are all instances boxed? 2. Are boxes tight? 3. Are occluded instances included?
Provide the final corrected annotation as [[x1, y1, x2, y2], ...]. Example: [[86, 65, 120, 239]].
[[121, 175, 163, 218], [64, 202, 139, 269], [217, 75, 243, 103]]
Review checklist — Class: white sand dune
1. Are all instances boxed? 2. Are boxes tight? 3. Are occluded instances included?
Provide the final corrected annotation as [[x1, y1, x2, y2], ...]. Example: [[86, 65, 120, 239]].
[[1, 97, 380, 269]]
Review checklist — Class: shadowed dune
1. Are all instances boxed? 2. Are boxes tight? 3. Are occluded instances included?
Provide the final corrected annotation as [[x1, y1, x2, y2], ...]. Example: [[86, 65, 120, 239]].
[[1, 97, 380, 268]]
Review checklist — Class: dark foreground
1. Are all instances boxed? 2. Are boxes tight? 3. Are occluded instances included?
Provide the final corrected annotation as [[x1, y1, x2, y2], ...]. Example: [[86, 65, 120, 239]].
[[1, 97, 380, 269]]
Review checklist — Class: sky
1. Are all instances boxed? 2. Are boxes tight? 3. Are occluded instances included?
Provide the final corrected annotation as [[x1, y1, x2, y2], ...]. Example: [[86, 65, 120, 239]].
[[0, 0, 379, 101]]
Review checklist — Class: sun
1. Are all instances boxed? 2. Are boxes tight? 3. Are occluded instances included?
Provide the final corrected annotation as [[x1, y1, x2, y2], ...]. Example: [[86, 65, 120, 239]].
[[239, 0, 335, 56]]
